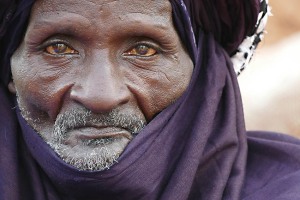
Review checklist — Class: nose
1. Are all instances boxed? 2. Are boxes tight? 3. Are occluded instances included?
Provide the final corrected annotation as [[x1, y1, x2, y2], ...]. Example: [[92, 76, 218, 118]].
[[70, 54, 130, 113]]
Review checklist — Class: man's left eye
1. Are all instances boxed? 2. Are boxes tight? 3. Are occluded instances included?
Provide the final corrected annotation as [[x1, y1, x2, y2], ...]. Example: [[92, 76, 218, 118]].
[[123, 44, 157, 57], [45, 43, 78, 55]]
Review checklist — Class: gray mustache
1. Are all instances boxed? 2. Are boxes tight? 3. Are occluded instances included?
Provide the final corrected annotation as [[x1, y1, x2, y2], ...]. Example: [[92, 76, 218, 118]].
[[53, 108, 146, 141]]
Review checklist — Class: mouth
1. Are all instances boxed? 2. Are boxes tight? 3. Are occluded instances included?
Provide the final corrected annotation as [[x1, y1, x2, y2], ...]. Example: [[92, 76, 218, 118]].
[[49, 125, 133, 171], [62, 126, 133, 147]]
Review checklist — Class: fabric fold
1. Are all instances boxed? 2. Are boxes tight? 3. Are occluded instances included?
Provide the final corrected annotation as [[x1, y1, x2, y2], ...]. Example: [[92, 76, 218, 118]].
[[2, 0, 300, 200]]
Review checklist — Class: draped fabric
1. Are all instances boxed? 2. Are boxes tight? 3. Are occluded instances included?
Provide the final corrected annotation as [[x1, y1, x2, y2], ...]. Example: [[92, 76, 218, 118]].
[[0, 0, 34, 85], [1, 0, 300, 200], [182, 0, 259, 55], [14, 32, 246, 200]]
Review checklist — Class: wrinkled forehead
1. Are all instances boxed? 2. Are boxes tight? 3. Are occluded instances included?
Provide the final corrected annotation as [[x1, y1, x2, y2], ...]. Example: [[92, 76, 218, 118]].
[[30, 0, 173, 23]]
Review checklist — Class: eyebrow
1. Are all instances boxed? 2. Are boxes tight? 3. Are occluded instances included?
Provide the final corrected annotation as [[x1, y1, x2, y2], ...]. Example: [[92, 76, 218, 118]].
[[25, 10, 176, 45], [26, 11, 92, 37]]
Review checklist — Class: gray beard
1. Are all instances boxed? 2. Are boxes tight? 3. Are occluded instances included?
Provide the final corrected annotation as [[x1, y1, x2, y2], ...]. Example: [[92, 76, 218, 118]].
[[18, 99, 146, 171], [52, 137, 120, 171], [51, 108, 146, 171]]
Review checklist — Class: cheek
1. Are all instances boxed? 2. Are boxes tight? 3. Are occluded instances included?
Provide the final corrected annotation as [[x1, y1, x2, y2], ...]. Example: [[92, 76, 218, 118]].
[[11, 56, 73, 120], [125, 55, 193, 121], [151, 59, 193, 109]]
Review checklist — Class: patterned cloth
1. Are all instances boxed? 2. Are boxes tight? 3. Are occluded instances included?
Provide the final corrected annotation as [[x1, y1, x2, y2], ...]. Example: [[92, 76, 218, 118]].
[[231, 0, 271, 75]]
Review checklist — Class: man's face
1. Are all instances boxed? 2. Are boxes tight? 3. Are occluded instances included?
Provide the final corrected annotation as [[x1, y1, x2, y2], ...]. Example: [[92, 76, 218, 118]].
[[10, 0, 193, 171]]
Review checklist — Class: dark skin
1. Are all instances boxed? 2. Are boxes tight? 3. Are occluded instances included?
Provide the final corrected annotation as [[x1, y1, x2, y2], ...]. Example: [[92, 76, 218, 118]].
[[9, 0, 193, 170]]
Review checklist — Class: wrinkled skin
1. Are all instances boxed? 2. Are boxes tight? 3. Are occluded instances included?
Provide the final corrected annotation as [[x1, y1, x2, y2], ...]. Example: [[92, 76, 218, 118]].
[[9, 0, 193, 171]]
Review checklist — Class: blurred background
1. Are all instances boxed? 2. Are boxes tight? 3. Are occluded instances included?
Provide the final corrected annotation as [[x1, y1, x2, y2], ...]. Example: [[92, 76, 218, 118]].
[[238, 0, 300, 138]]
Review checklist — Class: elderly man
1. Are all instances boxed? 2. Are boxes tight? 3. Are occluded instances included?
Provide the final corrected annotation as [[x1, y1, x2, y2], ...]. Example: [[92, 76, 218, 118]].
[[1, 0, 300, 199]]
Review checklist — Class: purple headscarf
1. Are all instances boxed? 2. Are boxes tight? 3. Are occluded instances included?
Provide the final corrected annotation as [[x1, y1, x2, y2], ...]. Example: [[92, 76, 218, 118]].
[[0, 0, 262, 85], [2, 0, 300, 200]]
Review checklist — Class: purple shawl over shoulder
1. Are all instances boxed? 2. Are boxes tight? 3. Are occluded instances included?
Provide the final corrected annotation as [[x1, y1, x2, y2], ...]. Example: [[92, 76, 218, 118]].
[[1, 0, 300, 199]]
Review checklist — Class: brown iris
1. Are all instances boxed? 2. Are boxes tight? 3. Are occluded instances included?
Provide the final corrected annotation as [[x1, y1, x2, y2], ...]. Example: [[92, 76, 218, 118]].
[[45, 43, 78, 55], [124, 44, 157, 57]]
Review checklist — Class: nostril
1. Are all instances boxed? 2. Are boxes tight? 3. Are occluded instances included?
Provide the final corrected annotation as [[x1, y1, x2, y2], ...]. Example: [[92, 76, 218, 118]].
[[70, 83, 130, 113], [69, 55, 130, 113]]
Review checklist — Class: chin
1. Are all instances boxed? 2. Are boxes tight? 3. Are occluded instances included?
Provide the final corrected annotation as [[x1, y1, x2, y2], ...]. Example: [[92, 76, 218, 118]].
[[48, 136, 131, 171]]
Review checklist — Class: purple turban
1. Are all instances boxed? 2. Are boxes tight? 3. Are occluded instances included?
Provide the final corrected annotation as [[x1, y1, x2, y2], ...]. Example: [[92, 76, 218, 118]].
[[0, 0, 266, 85], [2, 1, 300, 200]]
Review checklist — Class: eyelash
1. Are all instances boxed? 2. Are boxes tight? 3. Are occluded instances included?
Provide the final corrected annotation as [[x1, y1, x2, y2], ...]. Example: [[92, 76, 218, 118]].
[[123, 41, 161, 56], [41, 39, 77, 55], [40, 37, 162, 58]]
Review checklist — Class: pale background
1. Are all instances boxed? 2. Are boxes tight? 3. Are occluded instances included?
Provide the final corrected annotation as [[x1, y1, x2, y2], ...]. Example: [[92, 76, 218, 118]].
[[239, 0, 300, 138]]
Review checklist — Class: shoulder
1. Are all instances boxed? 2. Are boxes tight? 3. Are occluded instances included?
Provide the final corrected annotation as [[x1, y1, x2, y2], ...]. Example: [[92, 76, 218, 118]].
[[242, 131, 300, 200]]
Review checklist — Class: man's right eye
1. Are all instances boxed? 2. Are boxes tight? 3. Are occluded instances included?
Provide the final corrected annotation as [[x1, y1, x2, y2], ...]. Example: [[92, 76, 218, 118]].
[[45, 43, 78, 55]]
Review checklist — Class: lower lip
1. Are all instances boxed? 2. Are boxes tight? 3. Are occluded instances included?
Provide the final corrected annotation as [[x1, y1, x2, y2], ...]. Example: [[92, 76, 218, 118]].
[[64, 127, 132, 145]]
